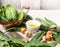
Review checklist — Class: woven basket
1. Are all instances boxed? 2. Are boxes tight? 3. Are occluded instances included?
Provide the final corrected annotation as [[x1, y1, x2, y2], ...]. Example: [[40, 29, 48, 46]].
[[1, 20, 23, 27]]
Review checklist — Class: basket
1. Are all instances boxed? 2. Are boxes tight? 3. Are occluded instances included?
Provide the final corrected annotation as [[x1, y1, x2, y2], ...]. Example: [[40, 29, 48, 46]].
[[1, 20, 23, 27]]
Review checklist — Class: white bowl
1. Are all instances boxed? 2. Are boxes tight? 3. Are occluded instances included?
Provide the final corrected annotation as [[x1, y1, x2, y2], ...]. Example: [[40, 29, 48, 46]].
[[26, 20, 41, 34]]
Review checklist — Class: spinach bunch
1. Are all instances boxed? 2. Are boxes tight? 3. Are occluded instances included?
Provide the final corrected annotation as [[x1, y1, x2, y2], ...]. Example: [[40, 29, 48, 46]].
[[0, 4, 32, 22], [0, 4, 32, 31], [35, 18, 56, 31], [0, 31, 25, 47], [0, 5, 17, 22], [29, 31, 57, 47]]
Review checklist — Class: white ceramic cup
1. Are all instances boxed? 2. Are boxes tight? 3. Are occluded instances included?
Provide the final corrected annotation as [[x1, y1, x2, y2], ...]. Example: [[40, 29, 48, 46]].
[[26, 20, 41, 34]]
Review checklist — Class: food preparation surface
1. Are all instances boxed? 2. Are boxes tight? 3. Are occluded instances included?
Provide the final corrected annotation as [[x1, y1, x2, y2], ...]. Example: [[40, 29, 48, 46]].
[[0, 10, 60, 47]]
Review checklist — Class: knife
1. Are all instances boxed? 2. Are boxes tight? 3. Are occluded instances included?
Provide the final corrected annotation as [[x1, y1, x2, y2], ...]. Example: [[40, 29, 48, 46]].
[[0, 24, 24, 39]]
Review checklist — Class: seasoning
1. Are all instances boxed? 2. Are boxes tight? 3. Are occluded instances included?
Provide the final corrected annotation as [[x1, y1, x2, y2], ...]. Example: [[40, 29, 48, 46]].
[[29, 23, 37, 28]]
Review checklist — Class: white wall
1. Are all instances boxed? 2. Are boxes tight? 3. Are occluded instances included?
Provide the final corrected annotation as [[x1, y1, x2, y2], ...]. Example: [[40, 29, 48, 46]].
[[1, 0, 60, 10], [41, 0, 60, 10], [21, 0, 40, 10], [1, 0, 40, 10], [1, 0, 21, 9]]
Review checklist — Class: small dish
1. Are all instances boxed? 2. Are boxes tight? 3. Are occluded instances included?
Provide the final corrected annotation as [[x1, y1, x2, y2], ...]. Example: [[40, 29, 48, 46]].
[[26, 20, 41, 34]]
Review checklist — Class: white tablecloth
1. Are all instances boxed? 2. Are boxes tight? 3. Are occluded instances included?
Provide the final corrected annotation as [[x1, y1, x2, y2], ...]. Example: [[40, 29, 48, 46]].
[[28, 10, 60, 26]]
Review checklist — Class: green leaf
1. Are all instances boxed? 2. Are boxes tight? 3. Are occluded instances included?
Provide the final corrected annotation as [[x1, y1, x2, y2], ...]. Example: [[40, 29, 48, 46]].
[[6, 27, 19, 31], [30, 41, 57, 47], [18, 10, 24, 20], [5, 4, 17, 21], [1, 16, 9, 22], [0, 40, 10, 47], [31, 31, 45, 42], [55, 26, 60, 34], [45, 18, 56, 26], [35, 18, 50, 31], [0, 31, 25, 47], [9, 38, 25, 45], [0, 6, 8, 22], [35, 18, 49, 27], [23, 15, 33, 22], [53, 33, 60, 43], [0, 31, 9, 41]]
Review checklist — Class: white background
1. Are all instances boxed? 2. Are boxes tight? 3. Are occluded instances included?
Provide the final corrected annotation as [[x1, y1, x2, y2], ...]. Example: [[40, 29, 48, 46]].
[[41, 0, 60, 10], [28, 10, 60, 26], [1, 0, 60, 10]]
